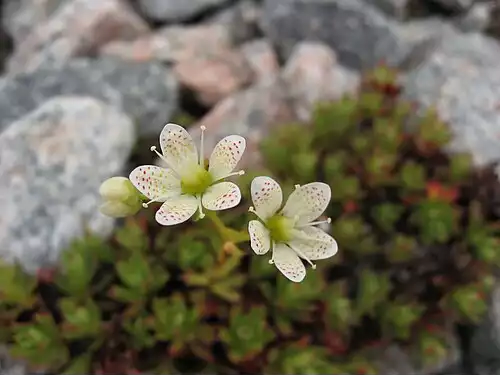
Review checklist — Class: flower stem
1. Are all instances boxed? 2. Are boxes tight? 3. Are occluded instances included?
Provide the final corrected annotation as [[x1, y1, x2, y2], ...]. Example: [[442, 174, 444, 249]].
[[205, 211, 249, 244]]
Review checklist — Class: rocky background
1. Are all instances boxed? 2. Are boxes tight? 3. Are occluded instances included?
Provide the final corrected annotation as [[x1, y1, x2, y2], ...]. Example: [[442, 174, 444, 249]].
[[1, 0, 500, 374]]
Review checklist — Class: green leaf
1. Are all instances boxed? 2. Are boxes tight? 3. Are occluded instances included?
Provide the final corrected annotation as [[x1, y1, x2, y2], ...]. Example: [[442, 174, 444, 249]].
[[356, 271, 390, 317], [380, 302, 424, 339], [399, 161, 426, 191], [313, 98, 358, 141], [448, 285, 487, 323], [0, 261, 36, 306], [56, 240, 98, 297], [115, 219, 148, 253], [11, 314, 68, 368], [62, 353, 92, 374], [411, 200, 457, 245], [116, 251, 151, 291], [123, 315, 156, 349], [59, 298, 101, 339], [275, 270, 325, 314], [291, 151, 317, 182], [177, 237, 214, 271], [330, 176, 362, 201], [153, 297, 200, 344], [221, 306, 274, 363], [386, 234, 417, 263], [267, 344, 341, 374], [110, 285, 143, 302], [371, 203, 404, 233], [325, 285, 356, 333]]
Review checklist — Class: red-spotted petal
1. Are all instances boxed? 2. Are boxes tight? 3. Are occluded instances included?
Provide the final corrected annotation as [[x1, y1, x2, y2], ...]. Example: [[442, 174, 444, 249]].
[[272, 243, 306, 283], [208, 135, 246, 181], [250, 176, 283, 220], [288, 227, 338, 260], [155, 195, 198, 226], [129, 165, 181, 201], [248, 220, 271, 255], [281, 182, 331, 225], [201, 182, 241, 211], [159, 123, 198, 172]]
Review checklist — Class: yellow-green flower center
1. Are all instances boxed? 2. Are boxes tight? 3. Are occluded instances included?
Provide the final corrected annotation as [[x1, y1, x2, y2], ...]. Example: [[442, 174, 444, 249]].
[[266, 214, 295, 243], [180, 164, 213, 195]]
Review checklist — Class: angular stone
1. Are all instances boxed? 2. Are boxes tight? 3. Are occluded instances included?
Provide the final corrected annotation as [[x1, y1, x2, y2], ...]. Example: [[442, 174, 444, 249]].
[[240, 39, 280, 83], [136, 0, 232, 22], [100, 24, 232, 64], [0, 96, 135, 273], [174, 48, 254, 106], [2, 0, 69, 45], [403, 30, 500, 167], [6, 0, 149, 74], [282, 42, 360, 122], [206, 0, 261, 44], [260, 0, 410, 70], [0, 57, 178, 137]]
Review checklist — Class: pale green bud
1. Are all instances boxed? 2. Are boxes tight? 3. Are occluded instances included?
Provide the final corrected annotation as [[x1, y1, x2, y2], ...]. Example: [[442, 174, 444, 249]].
[[99, 177, 143, 217]]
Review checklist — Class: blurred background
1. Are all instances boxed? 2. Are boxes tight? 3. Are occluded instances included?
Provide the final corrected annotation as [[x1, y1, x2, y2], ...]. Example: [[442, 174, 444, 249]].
[[1, 0, 500, 374]]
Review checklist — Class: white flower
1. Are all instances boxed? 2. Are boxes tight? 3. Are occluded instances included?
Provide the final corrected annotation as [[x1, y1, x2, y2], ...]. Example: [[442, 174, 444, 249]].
[[129, 123, 246, 226], [248, 176, 338, 282]]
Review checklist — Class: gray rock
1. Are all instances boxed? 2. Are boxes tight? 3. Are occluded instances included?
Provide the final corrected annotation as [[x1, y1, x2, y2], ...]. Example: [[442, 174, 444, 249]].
[[260, 0, 432, 70], [6, 0, 149, 74], [471, 283, 500, 375], [0, 345, 26, 375], [0, 96, 135, 273], [403, 30, 500, 167], [454, 1, 495, 32], [137, 0, 232, 22], [363, 0, 410, 19], [2, 0, 68, 45], [206, 0, 261, 44], [0, 57, 178, 137], [431, 0, 476, 13]]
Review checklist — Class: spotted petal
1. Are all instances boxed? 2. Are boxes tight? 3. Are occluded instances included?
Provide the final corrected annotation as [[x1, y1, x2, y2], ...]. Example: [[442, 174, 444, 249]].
[[202, 182, 241, 211], [129, 165, 181, 201], [159, 123, 198, 173], [208, 135, 246, 181], [248, 220, 271, 255], [288, 227, 338, 260], [155, 195, 198, 226], [250, 176, 283, 220], [281, 182, 331, 225], [272, 243, 306, 283]]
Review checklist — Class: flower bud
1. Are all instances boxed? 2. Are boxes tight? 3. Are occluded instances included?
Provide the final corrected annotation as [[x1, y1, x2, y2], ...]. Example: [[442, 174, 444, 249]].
[[99, 177, 143, 217]]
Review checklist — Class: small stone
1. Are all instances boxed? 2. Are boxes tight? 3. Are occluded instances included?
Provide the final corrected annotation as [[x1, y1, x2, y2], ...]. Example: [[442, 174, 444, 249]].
[[363, 0, 410, 19], [282, 42, 360, 122], [240, 39, 280, 82], [6, 0, 150, 74], [174, 48, 254, 106], [0, 57, 178, 137], [136, 0, 232, 22], [0, 96, 135, 273], [100, 24, 232, 64]]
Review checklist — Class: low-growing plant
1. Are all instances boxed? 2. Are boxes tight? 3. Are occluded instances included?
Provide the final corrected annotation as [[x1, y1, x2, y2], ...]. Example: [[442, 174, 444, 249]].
[[0, 65, 498, 374]]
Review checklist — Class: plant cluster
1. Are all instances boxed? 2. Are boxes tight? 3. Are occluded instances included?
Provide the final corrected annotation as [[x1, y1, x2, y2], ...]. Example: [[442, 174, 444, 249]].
[[1, 66, 499, 374]]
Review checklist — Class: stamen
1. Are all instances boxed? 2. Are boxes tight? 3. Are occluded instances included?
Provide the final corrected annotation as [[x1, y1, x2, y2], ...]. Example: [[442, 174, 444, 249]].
[[142, 196, 168, 208], [214, 170, 245, 182], [268, 259, 274, 264], [150, 146, 182, 178], [197, 195, 205, 219], [199, 125, 206, 166], [294, 184, 300, 189], [299, 217, 332, 227], [289, 244, 316, 269]]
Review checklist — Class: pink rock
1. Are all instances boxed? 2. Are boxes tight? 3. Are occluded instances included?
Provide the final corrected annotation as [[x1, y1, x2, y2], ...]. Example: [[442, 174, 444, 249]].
[[174, 48, 254, 106], [7, 0, 150, 74], [240, 39, 280, 82]]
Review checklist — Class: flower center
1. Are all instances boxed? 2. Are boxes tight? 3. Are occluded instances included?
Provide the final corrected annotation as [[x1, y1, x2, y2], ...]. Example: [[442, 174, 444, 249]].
[[180, 163, 213, 196], [266, 215, 295, 243]]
